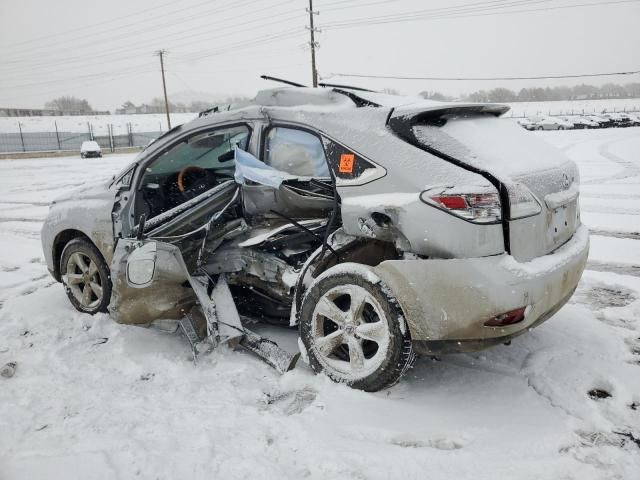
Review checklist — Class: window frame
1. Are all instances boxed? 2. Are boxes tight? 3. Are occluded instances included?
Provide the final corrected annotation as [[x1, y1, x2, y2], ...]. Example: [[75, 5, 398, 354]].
[[259, 123, 333, 180], [135, 122, 252, 191], [131, 121, 252, 220], [259, 122, 386, 187]]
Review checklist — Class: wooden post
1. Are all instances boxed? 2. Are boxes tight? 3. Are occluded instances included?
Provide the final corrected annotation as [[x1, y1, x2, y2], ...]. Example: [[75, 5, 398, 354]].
[[108, 124, 114, 152], [18, 122, 25, 152], [54, 121, 61, 150]]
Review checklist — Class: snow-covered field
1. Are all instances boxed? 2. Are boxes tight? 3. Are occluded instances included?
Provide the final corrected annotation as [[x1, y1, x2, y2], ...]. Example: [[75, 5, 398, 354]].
[[504, 98, 640, 118], [0, 113, 198, 135], [1, 128, 639, 479], [1, 98, 639, 135]]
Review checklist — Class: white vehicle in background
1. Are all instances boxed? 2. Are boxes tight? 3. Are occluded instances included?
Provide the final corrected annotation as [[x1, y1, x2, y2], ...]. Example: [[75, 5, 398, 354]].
[[528, 115, 573, 131], [80, 140, 102, 158], [516, 118, 536, 130]]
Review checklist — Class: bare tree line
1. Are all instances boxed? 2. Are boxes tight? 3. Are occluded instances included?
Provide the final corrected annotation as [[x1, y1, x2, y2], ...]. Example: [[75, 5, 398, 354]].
[[421, 82, 640, 103]]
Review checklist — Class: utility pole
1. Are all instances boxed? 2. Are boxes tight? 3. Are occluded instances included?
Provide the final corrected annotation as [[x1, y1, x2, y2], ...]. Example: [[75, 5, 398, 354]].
[[156, 49, 171, 129], [307, 0, 319, 87]]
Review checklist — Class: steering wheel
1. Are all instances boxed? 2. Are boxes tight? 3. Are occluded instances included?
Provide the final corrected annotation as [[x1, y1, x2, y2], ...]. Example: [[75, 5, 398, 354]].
[[177, 166, 216, 198]]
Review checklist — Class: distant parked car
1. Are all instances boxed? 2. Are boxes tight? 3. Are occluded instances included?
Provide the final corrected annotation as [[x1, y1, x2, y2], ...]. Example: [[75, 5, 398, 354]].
[[561, 116, 598, 129], [624, 113, 640, 126], [528, 115, 573, 131], [603, 113, 633, 128], [517, 118, 536, 130], [80, 141, 102, 158], [586, 114, 614, 129]]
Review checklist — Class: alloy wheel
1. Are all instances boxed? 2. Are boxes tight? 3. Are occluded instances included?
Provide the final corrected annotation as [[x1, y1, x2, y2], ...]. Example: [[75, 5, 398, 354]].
[[65, 252, 103, 309], [310, 284, 390, 378]]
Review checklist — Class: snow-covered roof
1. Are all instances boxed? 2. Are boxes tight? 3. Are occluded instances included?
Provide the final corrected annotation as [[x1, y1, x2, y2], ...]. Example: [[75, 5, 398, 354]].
[[253, 87, 355, 110]]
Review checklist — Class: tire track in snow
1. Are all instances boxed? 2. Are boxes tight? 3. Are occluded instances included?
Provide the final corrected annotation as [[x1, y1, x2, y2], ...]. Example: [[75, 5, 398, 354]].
[[583, 135, 640, 185], [589, 229, 640, 240], [586, 261, 640, 277]]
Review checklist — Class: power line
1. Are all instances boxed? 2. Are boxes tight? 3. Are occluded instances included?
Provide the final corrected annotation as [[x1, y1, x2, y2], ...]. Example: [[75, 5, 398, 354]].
[[321, 0, 548, 28], [322, 0, 640, 29], [1, 1, 302, 79], [1, 0, 274, 63], [0, 0, 265, 56], [325, 69, 640, 81], [0, 29, 305, 90], [0, 0, 181, 49]]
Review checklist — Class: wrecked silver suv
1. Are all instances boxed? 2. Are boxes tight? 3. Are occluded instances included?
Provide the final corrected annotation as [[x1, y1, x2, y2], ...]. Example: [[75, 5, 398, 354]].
[[41, 87, 589, 391]]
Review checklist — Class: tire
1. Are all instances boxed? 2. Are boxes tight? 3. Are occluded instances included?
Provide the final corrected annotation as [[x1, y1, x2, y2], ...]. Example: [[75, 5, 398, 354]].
[[299, 264, 415, 392], [80, 153, 86, 159], [60, 238, 112, 314], [558, 126, 564, 130]]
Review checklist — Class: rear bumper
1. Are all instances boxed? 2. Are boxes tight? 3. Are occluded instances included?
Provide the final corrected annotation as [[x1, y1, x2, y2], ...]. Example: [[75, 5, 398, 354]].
[[82, 151, 102, 157], [373, 225, 589, 350]]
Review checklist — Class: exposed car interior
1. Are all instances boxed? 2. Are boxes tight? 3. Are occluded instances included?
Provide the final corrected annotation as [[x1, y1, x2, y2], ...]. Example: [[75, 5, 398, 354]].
[[133, 124, 341, 325], [136, 125, 250, 220]]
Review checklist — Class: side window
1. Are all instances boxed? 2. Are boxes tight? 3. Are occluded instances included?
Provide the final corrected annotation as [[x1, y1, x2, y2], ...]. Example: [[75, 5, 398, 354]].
[[264, 127, 330, 177], [137, 125, 249, 219]]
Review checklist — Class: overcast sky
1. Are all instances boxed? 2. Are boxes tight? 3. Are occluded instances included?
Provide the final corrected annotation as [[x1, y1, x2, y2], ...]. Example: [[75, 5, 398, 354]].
[[1, 0, 639, 110]]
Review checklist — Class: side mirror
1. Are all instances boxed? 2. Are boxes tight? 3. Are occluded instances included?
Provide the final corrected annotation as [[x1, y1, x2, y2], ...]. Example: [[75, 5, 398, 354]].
[[126, 241, 157, 288]]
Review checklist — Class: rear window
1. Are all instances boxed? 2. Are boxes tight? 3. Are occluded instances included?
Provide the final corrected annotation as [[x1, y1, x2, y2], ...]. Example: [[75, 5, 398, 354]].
[[411, 114, 569, 178]]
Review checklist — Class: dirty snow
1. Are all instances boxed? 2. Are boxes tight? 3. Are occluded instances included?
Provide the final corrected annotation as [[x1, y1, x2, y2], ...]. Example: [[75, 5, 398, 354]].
[[1, 128, 640, 479]]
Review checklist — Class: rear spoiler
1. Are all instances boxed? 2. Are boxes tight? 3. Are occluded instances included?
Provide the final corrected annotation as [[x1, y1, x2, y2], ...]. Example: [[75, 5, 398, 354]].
[[387, 103, 510, 129]]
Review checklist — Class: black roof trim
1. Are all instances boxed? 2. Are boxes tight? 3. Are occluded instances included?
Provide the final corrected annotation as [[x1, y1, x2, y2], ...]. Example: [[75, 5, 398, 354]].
[[318, 82, 376, 92], [332, 88, 381, 108], [260, 75, 307, 87]]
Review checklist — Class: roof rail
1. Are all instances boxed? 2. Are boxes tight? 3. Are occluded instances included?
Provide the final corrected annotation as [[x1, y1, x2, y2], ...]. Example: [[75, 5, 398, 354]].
[[332, 88, 381, 108], [260, 75, 307, 87], [198, 105, 232, 118]]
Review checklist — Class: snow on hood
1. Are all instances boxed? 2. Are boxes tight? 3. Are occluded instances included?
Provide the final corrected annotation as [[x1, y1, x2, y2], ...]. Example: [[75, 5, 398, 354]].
[[51, 179, 110, 204]]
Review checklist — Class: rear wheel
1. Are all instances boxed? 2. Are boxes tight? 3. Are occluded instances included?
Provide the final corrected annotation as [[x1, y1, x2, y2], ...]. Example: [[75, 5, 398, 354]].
[[60, 238, 111, 314], [299, 264, 415, 392]]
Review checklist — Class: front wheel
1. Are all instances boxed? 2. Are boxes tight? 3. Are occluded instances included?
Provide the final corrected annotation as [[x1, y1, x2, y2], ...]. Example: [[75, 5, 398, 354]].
[[60, 238, 112, 314], [299, 264, 415, 392]]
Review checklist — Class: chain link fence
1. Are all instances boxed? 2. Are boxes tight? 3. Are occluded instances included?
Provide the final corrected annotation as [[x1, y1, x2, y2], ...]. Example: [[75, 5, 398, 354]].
[[0, 122, 162, 153]]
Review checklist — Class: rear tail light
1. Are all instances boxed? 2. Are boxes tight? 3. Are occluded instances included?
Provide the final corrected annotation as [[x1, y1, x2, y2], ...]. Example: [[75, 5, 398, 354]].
[[483, 307, 527, 327], [420, 186, 501, 224], [508, 183, 542, 220]]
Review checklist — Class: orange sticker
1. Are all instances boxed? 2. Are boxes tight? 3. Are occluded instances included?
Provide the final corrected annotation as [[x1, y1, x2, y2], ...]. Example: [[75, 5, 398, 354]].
[[339, 153, 355, 174]]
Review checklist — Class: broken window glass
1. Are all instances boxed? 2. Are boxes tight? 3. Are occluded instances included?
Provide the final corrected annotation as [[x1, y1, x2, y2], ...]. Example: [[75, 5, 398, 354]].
[[264, 127, 330, 178]]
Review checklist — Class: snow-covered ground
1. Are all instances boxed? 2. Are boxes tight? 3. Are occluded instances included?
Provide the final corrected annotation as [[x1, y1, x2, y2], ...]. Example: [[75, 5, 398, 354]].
[[1, 128, 639, 479]]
